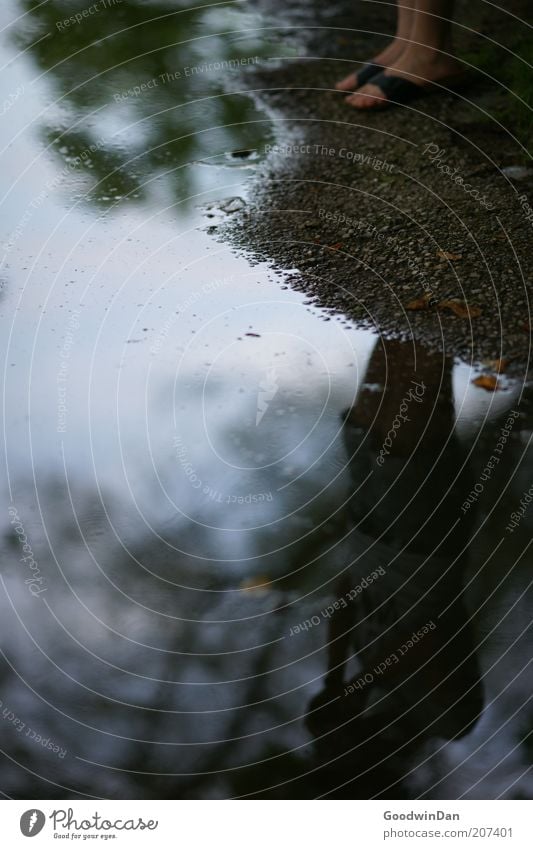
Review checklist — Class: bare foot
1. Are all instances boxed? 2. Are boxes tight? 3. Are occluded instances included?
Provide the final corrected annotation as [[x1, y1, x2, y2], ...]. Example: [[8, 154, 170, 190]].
[[335, 38, 407, 92], [345, 47, 463, 109]]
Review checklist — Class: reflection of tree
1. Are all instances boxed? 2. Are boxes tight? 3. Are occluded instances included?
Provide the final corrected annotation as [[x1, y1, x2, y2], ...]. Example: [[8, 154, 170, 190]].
[[0, 407, 345, 801], [17, 0, 275, 206], [2, 371, 533, 798]]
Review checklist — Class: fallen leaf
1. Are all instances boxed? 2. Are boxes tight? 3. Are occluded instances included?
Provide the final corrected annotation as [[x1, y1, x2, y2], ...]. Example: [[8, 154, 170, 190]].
[[522, 321, 531, 333], [436, 250, 462, 261], [240, 576, 272, 593], [245, 332, 261, 337], [327, 242, 343, 251], [483, 357, 511, 373], [438, 299, 482, 319], [472, 375, 501, 392], [406, 294, 432, 310]]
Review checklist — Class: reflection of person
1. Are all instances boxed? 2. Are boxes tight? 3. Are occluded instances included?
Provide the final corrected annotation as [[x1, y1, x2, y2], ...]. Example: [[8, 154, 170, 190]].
[[306, 340, 483, 797], [336, 0, 464, 109]]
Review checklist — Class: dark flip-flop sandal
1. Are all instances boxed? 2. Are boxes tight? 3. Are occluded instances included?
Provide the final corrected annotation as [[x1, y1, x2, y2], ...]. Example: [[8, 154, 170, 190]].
[[354, 69, 470, 108], [339, 61, 384, 92], [355, 61, 384, 88], [360, 71, 425, 106]]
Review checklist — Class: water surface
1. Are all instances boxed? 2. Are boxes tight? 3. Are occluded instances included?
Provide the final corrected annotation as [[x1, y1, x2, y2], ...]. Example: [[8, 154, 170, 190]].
[[1, 0, 532, 800]]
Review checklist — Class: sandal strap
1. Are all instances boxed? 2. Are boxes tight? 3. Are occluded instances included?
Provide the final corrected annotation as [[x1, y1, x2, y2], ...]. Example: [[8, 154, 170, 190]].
[[367, 71, 424, 104], [355, 61, 384, 88]]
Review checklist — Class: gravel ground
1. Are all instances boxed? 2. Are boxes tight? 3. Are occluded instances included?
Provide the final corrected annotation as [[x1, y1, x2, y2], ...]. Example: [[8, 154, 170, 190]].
[[221, 0, 533, 377]]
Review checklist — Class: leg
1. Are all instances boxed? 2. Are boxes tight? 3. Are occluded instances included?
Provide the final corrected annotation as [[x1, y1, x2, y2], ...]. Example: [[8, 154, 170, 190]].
[[324, 575, 353, 689], [336, 0, 416, 91], [346, 0, 462, 109]]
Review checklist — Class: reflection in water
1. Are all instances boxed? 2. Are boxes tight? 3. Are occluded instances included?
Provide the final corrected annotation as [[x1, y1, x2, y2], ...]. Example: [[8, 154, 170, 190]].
[[306, 341, 484, 798], [1, 0, 532, 802], [15, 0, 290, 208]]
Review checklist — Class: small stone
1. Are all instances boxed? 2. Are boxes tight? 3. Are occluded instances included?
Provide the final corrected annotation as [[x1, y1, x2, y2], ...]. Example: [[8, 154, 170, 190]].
[[501, 166, 533, 181]]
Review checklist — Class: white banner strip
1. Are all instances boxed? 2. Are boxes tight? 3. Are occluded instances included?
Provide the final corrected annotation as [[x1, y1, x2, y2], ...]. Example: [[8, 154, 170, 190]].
[[2, 800, 532, 848]]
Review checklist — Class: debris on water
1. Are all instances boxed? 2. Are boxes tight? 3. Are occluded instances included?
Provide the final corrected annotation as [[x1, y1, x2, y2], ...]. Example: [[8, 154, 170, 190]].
[[197, 150, 260, 169], [229, 149, 256, 159], [219, 197, 247, 213]]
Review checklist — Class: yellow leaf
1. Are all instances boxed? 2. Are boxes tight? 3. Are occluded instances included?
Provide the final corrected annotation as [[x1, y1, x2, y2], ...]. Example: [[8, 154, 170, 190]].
[[472, 375, 501, 392], [438, 299, 481, 319], [483, 358, 510, 373]]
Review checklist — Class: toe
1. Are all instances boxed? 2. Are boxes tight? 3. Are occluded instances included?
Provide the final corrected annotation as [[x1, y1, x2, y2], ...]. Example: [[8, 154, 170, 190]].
[[345, 93, 362, 107], [345, 84, 387, 109], [335, 73, 358, 92]]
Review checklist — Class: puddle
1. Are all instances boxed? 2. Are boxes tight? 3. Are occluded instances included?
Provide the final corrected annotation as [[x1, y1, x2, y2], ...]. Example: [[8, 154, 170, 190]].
[[1, 0, 532, 800]]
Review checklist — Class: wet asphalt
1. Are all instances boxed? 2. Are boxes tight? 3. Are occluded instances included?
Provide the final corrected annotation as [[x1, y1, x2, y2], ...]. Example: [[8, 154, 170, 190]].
[[222, 0, 533, 377]]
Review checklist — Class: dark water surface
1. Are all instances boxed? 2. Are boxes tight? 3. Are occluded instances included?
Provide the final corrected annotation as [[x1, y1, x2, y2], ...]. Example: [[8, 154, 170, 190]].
[[1, 0, 532, 799]]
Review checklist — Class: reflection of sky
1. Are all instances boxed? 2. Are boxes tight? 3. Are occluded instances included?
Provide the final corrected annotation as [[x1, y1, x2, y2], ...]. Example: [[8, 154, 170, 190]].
[[2, 0, 533, 801], [4, 0, 300, 214]]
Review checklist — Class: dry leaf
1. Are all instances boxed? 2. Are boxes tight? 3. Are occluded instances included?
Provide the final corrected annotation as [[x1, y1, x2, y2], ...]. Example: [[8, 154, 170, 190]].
[[327, 242, 343, 251], [406, 294, 480, 318], [240, 576, 272, 593], [472, 375, 501, 392], [437, 250, 462, 261], [484, 358, 511, 373], [438, 299, 481, 319], [245, 332, 260, 337], [406, 294, 432, 310]]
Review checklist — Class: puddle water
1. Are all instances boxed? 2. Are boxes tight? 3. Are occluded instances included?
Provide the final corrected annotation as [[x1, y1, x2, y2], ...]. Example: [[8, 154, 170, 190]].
[[1, 0, 532, 800]]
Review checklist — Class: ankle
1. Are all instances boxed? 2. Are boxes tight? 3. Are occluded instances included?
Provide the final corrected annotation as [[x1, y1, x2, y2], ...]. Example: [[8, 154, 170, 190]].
[[401, 43, 454, 65], [394, 31, 411, 47], [376, 37, 407, 59]]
